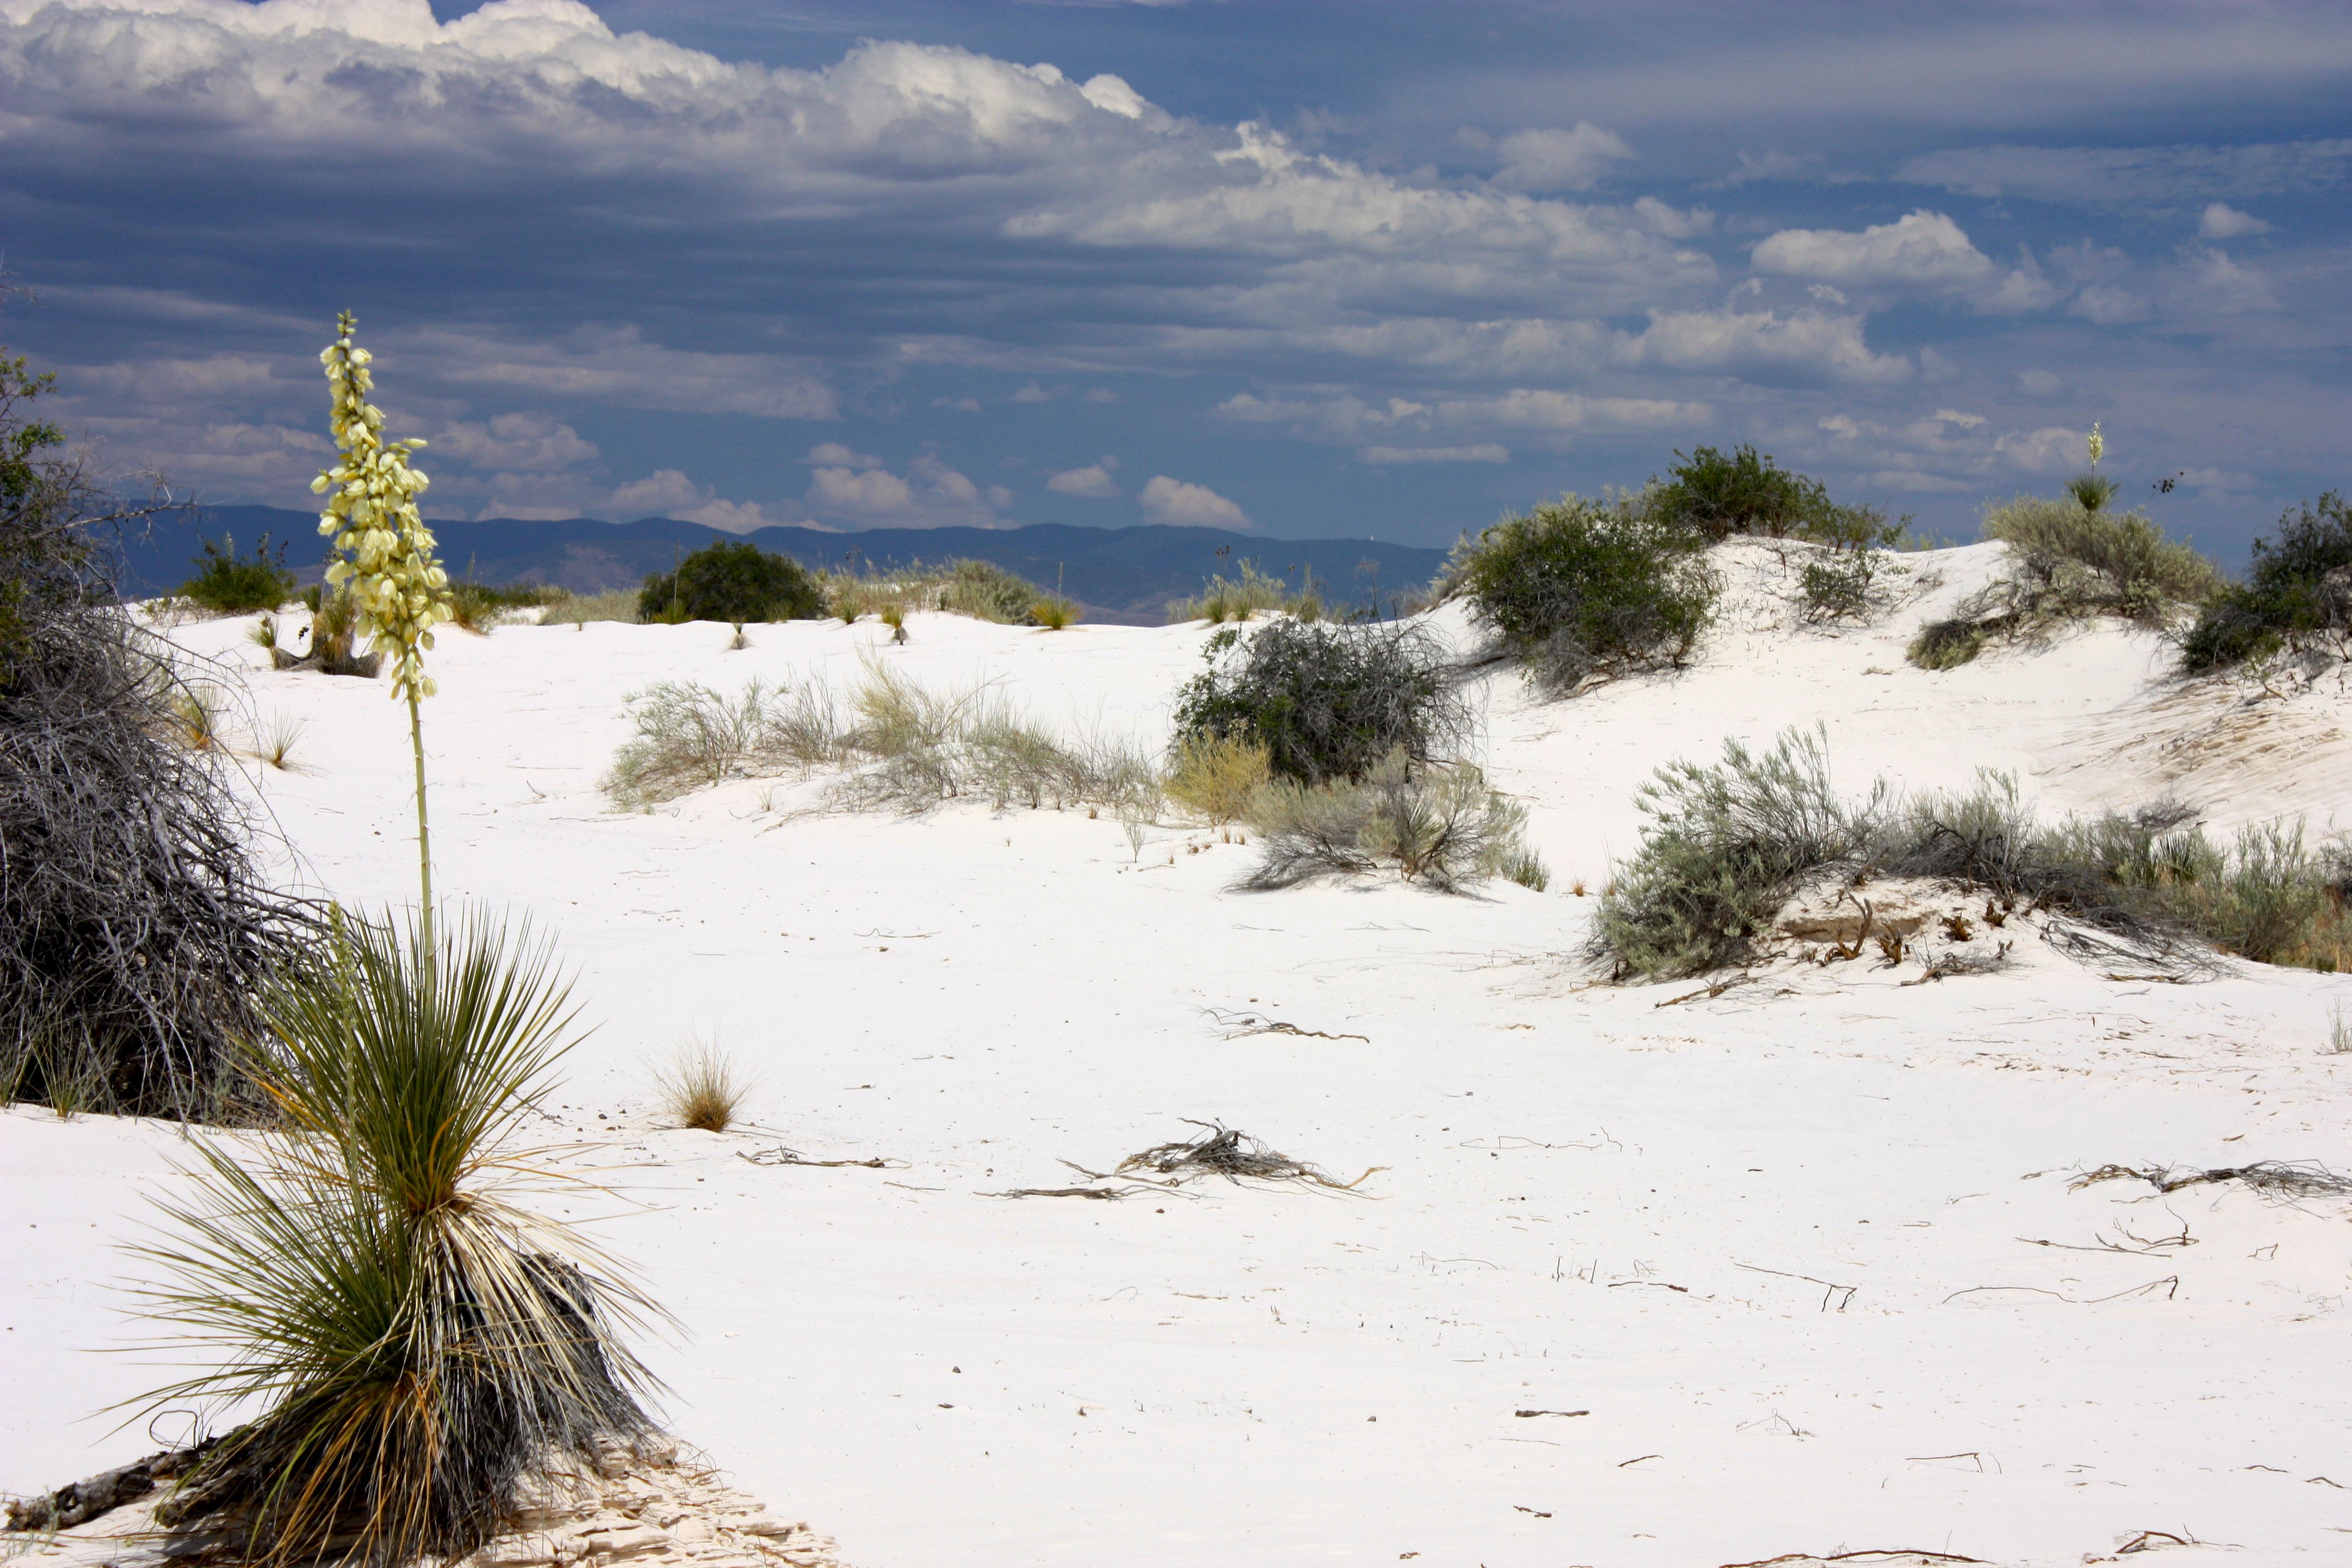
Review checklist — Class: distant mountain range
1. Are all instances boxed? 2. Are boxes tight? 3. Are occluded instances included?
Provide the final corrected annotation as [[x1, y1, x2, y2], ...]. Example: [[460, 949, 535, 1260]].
[[110, 505, 1453, 625]]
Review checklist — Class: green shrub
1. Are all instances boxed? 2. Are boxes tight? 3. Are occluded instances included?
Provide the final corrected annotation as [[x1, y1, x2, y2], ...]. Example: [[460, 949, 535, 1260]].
[[447, 578, 568, 633], [1592, 729, 2351, 979], [938, 558, 1044, 623], [1242, 748, 1541, 892], [1172, 619, 1466, 785], [181, 533, 296, 614], [1031, 595, 1080, 630], [1167, 562, 1294, 624], [538, 588, 640, 626], [2181, 492, 2352, 672], [638, 540, 823, 624], [1451, 493, 1717, 693], [1163, 729, 1272, 824], [1649, 445, 1844, 543], [1798, 553, 1883, 623], [1907, 497, 2222, 669]]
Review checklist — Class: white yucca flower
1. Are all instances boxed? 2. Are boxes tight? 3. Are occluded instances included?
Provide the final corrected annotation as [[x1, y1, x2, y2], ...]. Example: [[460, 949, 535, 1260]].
[[2087, 421, 2104, 469], [312, 312, 453, 704]]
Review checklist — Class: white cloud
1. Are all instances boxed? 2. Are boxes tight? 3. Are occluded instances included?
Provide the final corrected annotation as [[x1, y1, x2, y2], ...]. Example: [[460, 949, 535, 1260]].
[[2018, 369, 2064, 395], [1432, 389, 1703, 433], [1082, 387, 1120, 403], [804, 451, 1003, 527], [1993, 426, 2086, 473], [808, 442, 884, 469], [1046, 458, 1121, 497], [431, 413, 598, 473], [1359, 444, 1508, 465], [1629, 196, 1713, 238], [1615, 307, 1912, 384], [607, 469, 781, 531], [1011, 383, 1052, 403], [420, 325, 837, 420], [1491, 123, 1635, 192], [1932, 409, 1988, 429], [1139, 475, 1250, 530], [1751, 210, 2054, 312], [2197, 202, 2272, 239]]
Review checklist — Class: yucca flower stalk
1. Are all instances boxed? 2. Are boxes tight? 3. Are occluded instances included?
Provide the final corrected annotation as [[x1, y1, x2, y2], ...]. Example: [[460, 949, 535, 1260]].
[[312, 314, 454, 940]]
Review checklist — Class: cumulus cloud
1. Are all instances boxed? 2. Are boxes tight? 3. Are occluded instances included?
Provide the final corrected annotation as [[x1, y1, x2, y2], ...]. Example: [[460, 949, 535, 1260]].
[[1139, 475, 1250, 529], [1614, 307, 1911, 384], [1046, 458, 1121, 497], [2196, 202, 2272, 239], [607, 470, 783, 531], [1751, 210, 2055, 312], [804, 451, 1003, 527], [1491, 123, 1635, 192], [431, 413, 598, 473]]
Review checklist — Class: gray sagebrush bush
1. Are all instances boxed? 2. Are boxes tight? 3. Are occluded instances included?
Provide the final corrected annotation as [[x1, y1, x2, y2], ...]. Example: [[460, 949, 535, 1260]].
[[1242, 749, 1543, 892]]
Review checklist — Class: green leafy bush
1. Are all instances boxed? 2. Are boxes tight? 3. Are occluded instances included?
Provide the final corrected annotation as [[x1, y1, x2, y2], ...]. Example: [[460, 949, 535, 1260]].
[[638, 540, 823, 624], [1798, 553, 1883, 623], [1172, 619, 1467, 785], [2181, 492, 2352, 672], [1649, 445, 1850, 543], [1451, 493, 1716, 693], [181, 533, 296, 614], [448, 578, 568, 632]]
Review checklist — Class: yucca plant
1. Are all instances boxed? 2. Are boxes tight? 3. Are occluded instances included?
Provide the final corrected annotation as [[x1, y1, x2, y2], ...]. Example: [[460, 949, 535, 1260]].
[[133, 910, 659, 1567]]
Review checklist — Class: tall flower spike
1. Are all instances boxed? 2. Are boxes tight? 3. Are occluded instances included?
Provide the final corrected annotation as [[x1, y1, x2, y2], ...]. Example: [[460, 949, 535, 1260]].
[[312, 312, 452, 704], [2087, 422, 2104, 470]]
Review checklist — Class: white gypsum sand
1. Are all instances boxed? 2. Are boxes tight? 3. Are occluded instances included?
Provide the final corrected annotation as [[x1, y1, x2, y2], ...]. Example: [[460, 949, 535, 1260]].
[[5, 541, 2349, 1567]]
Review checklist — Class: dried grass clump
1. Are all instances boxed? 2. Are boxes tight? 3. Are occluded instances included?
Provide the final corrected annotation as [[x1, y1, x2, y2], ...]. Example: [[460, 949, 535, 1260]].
[[1242, 749, 1543, 893], [654, 1038, 753, 1133], [251, 713, 307, 772], [1165, 562, 1305, 624], [134, 910, 660, 1567], [1163, 729, 1272, 825], [600, 665, 1160, 820]]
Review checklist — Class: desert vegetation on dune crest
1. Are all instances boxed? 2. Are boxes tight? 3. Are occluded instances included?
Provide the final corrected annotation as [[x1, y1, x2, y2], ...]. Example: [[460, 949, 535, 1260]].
[[1240, 749, 1547, 893], [179, 532, 297, 615], [1593, 727, 2351, 981], [640, 540, 824, 625], [2180, 491, 2352, 673], [1171, 619, 1468, 785], [1165, 560, 1322, 624]]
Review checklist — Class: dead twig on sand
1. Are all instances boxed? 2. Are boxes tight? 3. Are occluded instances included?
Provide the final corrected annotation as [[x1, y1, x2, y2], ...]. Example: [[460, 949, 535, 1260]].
[[1719, 1554, 1986, 1568], [1114, 1119, 1384, 1191], [1512, 1409, 1587, 1418], [2070, 1160, 2352, 1199], [2117, 1531, 2191, 1554], [737, 1146, 904, 1170], [1655, 973, 1754, 1008], [987, 1185, 1164, 1201], [1202, 1006, 1369, 1043], [1901, 940, 2013, 985], [1734, 1262, 1858, 1313]]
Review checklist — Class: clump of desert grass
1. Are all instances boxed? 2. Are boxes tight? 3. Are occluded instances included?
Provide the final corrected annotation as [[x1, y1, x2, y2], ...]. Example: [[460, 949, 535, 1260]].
[[1908, 495, 2222, 669], [653, 1037, 753, 1133], [1240, 749, 1547, 893], [824, 558, 1054, 626], [1165, 562, 1308, 625], [169, 680, 229, 750], [448, 579, 570, 634], [601, 662, 1159, 820], [538, 588, 641, 627], [132, 908, 661, 1568], [249, 712, 307, 772], [1592, 726, 2351, 980]]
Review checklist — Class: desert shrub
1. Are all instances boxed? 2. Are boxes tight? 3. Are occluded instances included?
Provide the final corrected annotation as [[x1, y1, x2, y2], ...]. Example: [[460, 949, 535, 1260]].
[[181, 533, 296, 614], [538, 587, 641, 626], [1167, 562, 1295, 624], [1172, 619, 1467, 785], [638, 540, 823, 624], [1594, 731, 2351, 979], [2181, 492, 2352, 672], [1909, 497, 2221, 669], [448, 578, 568, 633], [655, 1037, 752, 1133], [1648, 445, 1891, 546], [1798, 552, 1883, 624], [603, 680, 765, 808], [937, 558, 1044, 623], [1452, 493, 1717, 693], [1593, 728, 1879, 979], [1242, 749, 1541, 892], [3, 351, 315, 1119], [1031, 595, 1080, 630], [1163, 729, 1272, 824], [137, 909, 658, 1567]]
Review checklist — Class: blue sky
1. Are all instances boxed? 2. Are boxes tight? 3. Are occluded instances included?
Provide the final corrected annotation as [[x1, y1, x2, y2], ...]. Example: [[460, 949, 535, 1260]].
[[2, 0, 2345, 559]]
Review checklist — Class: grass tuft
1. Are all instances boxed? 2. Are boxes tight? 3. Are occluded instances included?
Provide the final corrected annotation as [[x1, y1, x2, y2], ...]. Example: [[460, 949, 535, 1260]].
[[654, 1038, 753, 1133], [1241, 749, 1541, 893], [252, 712, 307, 772], [1163, 729, 1273, 825]]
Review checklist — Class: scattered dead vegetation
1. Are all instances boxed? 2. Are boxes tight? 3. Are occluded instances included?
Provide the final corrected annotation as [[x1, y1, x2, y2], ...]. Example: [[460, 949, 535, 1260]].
[[736, 1145, 903, 1170], [2069, 1159, 2352, 1200], [1201, 1006, 1369, 1042], [996, 1119, 1382, 1199]]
